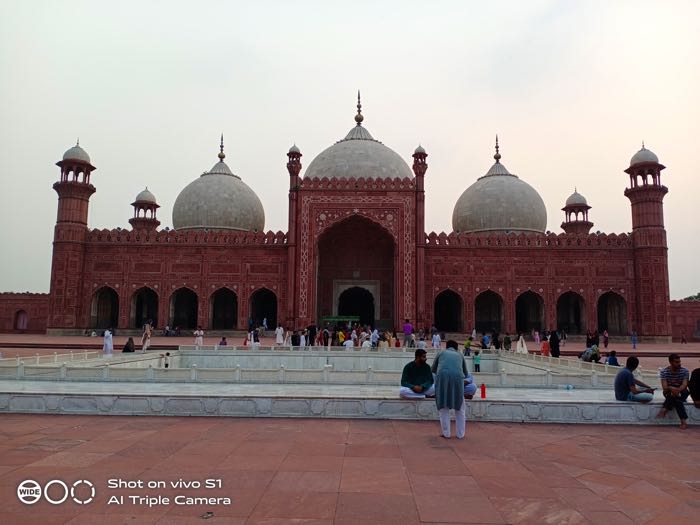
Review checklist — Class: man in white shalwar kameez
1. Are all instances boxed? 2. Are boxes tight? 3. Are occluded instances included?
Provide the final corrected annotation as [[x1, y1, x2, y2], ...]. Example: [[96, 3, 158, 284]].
[[103, 329, 113, 356], [275, 324, 285, 345], [516, 334, 528, 354]]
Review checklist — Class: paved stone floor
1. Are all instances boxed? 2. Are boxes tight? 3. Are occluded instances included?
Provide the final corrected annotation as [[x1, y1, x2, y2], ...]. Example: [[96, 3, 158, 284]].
[[0, 414, 697, 524]]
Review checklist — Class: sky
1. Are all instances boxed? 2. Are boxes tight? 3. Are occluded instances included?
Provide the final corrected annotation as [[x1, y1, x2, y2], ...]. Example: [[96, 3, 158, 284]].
[[0, 0, 698, 299]]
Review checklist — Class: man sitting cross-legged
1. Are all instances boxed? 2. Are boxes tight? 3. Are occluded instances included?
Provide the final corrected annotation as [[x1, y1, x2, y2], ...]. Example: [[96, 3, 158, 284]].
[[657, 353, 690, 430], [614, 356, 655, 403], [399, 348, 435, 399]]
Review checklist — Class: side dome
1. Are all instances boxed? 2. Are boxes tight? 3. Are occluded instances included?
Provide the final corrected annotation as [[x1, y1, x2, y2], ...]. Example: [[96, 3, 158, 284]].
[[630, 145, 659, 166], [172, 140, 265, 231], [452, 141, 547, 234], [565, 190, 587, 207], [134, 187, 157, 204], [303, 96, 413, 180], [63, 141, 91, 163]]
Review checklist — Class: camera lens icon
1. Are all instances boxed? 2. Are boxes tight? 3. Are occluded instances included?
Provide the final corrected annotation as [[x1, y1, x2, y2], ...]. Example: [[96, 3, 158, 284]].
[[17, 480, 42, 505]]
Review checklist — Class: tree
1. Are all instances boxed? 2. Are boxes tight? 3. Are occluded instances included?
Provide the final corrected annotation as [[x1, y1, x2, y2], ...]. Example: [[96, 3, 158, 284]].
[[682, 292, 700, 301]]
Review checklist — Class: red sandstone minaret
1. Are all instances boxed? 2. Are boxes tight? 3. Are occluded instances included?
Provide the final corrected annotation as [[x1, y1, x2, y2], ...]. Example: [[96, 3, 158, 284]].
[[48, 141, 96, 330], [413, 144, 428, 327], [624, 143, 671, 339], [561, 189, 593, 234], [285, 143, 302, 326], [129, 187, 160, 231]]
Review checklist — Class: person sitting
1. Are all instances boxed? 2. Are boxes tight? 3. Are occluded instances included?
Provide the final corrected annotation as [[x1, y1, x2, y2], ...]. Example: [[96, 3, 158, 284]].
[[343, 338, 355, 350], [657, 353, 690, 429], [361, 337, 372, 349], [122, 337, 135, 353], [503, 334, 512, 352], [614, 356, 655, 403], [399, 349, 435, 399], [464, 369, 477, 399], [605, 350, 620, 366], [218, 337, 228, 346], [417, 337, 427, 350]]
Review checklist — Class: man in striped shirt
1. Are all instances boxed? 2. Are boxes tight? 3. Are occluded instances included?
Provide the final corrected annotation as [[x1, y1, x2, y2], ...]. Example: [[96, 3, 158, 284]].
[[657, 353, 690, 430]]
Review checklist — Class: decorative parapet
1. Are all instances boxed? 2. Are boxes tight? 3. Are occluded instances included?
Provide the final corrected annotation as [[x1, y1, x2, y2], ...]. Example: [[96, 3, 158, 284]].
[[86, 229, 288, 246], [424, 231, 633, 248], [300, 176, 416, 191]]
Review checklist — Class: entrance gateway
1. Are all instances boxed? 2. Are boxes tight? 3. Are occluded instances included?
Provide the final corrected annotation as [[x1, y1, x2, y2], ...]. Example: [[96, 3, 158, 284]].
[[333, 281, 379, 328]]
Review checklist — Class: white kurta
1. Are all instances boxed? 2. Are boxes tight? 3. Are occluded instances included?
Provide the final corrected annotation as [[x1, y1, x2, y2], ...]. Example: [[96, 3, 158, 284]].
[[516, 336, 528, 354], [275, 326, 284, 345], [103, 330, 113, 354], [194, 329, 204, 346]]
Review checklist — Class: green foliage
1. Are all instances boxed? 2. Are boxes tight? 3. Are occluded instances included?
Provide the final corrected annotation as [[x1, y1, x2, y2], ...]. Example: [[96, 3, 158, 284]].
[[682, 292, 700, 301]]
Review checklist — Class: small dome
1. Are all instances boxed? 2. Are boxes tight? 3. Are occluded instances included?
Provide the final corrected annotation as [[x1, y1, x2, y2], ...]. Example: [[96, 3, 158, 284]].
[[172, 148, 265, 232], [414, 145, 426, 155], [289, 144, 301, 154], [565, 190, 588, 207], [134, 187, 157, 204], [63, 143, 90, 163], [630, 145, 659, 166], [452, 146, 547, 234]]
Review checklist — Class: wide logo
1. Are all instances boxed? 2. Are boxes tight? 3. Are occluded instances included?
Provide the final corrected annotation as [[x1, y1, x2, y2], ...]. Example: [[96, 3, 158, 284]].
[[17, 479, 95, 505]]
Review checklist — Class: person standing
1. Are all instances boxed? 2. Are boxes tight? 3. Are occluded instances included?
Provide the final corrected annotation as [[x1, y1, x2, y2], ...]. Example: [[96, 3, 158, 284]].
[[275, 324, 284, 345], [141, 322, 152, 353], [503, 334, 512, 352], [603, 330, 609, 349], [631, 331, 638, 350], [402, 319, 414, 347], [657, 353, 690, 429], [473, 350, 481, 373], [431, 340, 468, 439], [549, 329, 560, 358], [516, 334, 528, 354], [431, 331, 442, 349], [194, 326, 204, 347], [103, 328, 113, 355]]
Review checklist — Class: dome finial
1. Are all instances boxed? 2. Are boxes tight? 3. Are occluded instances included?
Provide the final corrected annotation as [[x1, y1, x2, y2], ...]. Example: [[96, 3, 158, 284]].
[[494, 134, 501, 162], [218, 133, 225, 161], [354, 90, 364, 125], [76, 138, 80, 146], [641, 140, 645, 149]]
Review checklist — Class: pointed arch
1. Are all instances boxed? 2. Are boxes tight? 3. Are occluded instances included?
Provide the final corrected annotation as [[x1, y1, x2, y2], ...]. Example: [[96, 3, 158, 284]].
[[170, 287, 198, 329], [250, 287, 277, 329], [91, 286, 119, 329], [434, 289, 463, 332], [556, 291, 586, 335], [338, 286, 375, 327], [597, 291, 627, 335], [474, 290, 504, 333], [131, 287, 158, 328], [516, 290, 544, 334], [14, 310, 28, 331], [210, 287, 238, 329]]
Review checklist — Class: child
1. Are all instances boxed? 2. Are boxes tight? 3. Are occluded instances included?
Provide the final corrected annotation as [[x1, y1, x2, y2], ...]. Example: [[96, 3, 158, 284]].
[[473, 350, 481, 373], [159, 352, 170, 369], [464, 336, 472, 356]]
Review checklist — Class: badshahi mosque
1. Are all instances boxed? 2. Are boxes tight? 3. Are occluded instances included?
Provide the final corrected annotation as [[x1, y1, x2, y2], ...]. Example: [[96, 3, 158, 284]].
[[1, 97, 698, 340]]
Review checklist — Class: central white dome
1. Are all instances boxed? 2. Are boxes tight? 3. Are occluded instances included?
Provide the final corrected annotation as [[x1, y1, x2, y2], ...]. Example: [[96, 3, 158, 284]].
[[304, 101, 413, 180]]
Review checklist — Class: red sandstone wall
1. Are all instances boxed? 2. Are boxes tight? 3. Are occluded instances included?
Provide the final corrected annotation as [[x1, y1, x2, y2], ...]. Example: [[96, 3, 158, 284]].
[[670, 300, 700, 341], [423, 231, 638, 335], [0, 293, 49, 333]]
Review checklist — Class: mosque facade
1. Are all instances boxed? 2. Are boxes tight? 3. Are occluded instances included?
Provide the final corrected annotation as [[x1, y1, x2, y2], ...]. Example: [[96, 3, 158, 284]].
[[1, 99, 699, 341]]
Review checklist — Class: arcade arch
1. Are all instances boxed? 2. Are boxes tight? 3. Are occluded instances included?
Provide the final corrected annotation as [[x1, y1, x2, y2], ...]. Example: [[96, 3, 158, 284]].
[[91, 287, 119, 329], [597, 292, 627, 335], [250, 288, 277, 329], [434, 290, 463, 332], [556, 292, 586, 334], [516, 291, 544, 334], [131, 287, 158, 328], [170, 288, 198, 329], [474, 290, 504, 333], [211, 288, 238, 329], [14, 310, 28, 331]]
